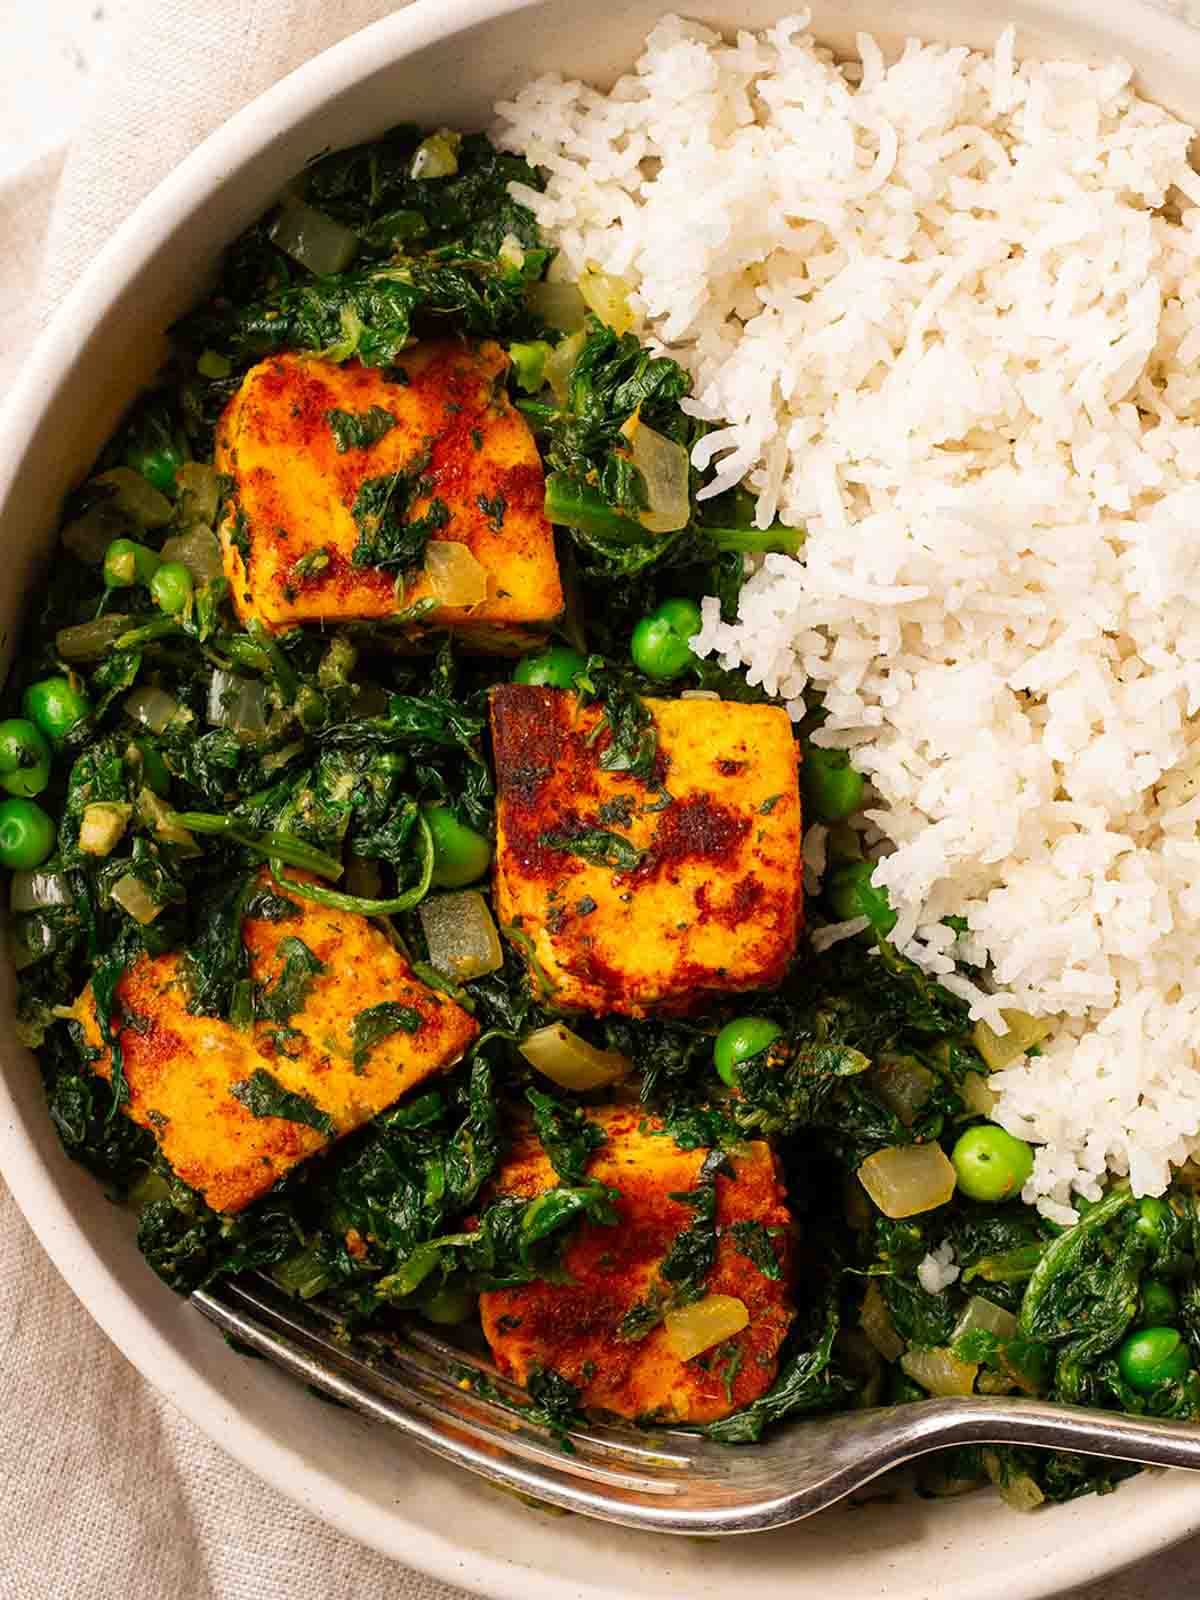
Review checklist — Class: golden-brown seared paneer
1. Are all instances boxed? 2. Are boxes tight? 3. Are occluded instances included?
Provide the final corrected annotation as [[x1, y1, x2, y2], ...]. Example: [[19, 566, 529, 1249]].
[[479, 1106, 794, 1424], [72, 873, 477, 1213], [490, 686, 802, 1016], [215, 340, 563, 644]]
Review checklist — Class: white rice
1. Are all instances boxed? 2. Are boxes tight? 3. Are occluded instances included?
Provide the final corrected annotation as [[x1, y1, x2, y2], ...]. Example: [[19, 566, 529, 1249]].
[[494, 16, 1200, 1215], [917, 1242, 961, 1295]]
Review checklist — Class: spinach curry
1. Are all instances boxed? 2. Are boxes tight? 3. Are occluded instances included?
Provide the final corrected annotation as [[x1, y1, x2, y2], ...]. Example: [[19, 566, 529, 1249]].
[[9, 124, 1200, 1504]]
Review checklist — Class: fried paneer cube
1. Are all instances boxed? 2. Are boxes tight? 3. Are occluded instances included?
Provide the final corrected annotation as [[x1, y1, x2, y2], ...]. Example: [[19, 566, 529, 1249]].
[[490, 686, 802, 1016], [72, 875, 477, 1213], [479, 1106, 794, 1424], [215, 340, 563, 644]]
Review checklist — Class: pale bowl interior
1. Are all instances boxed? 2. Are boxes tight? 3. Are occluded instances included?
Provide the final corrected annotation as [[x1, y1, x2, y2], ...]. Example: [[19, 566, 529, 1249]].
[[2, 0, 1200, 1595]]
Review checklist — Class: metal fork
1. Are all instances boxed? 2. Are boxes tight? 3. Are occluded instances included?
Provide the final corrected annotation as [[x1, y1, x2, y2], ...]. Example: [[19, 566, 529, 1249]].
[[194, 1276, 1200, 1534]]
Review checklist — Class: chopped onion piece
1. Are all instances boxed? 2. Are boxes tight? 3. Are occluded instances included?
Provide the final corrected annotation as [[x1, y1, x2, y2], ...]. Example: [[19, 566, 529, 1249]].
[[261, 741, 306, 775], [859, 1278, 904, 1361], [961, 1070, 997, 1116], [527, 282, 588, 334], [135, 788, 199, 854], [174, 463, 223, 527], [983, 1450, 1045, 1511], [410, 129, 461, 180], [419, 890, 503, 981], [10, 871, 73, 913], [543, 329, 587, 403], [977, 1371, 1018, 1396], [520, 1022, 631, 1091], [901, 1346, 978, 1398], [425, 540, 489, 607], [56, 615, 132, 662], [498, 233, 526, 272], [952, 1295, 1018, 1344], [663, 1295, 749, 1361], [160, 525, 224, 581], [93, 467, 172, 529], [681, 690, 721, 701], [124, 686, 185, 733], [579, 267, 633, 335], [858, 1143, 957, 1219], [78, 803, 132, 857], [972, 1009, 1052, 1070], [871, 1055, 934, 1127], [270, 202, 359, 275], [111, 873, 163, 925], [619, 414, 690, 534], [207, 669, 269, 734]]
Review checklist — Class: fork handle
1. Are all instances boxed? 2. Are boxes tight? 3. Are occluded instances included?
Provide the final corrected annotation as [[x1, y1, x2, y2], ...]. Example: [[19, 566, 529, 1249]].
[[739, 1396, 1200, 1532], [882, 1394, 1200, 1473]]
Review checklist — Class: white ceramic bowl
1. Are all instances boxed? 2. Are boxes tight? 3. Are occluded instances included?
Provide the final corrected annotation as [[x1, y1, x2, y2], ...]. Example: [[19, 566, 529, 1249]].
[[4, 1, 1200, 1594]]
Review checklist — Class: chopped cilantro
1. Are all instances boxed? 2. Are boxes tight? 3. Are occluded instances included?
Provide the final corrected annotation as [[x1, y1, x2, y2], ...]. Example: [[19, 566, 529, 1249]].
[[230, 1068, 335, 1136], [326, 405, 398, 453]]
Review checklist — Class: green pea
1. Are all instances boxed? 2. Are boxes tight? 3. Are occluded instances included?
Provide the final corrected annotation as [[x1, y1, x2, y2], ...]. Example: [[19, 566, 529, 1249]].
[[826, 860, 897, 935], [23, 676, 91, 744], [0, 798, 56, 869], [295, 685, 327, 731], [0, 720, 52, 799], [1117, 1326, 1191, 1394], [132, 740, 171, 798], [128, 443, 183, 497], [424, 805, 491, 888], [713, 1016, 784, 1088], [631, 597, 703, 681], [950, 1124, 1034, 1203], [802, 745, 866, 823], [1135, 1196, 1173, 1248], [150, 561, 194, 615], [513, 646, 586, 689], [418, 1281, 476, 1325], [103, 538, 161, 590], [1140, 1279, 1179, 1326]]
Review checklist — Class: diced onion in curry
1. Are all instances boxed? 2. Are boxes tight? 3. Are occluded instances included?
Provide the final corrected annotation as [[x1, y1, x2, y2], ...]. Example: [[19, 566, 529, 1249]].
[[519, 1022, 632, 1091], [858, 1143, 957, 1218], [419, 890, 504, 981], [663, 1294, 750, 1361]]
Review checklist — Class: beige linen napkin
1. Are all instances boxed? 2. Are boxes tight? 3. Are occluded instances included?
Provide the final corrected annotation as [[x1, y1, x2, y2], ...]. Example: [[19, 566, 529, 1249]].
[[2, 4, 1200, 1598], [0, 3, 472, 1595]]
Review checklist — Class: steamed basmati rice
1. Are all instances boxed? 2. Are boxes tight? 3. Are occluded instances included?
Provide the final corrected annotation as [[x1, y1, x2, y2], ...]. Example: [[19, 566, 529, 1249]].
[[494, 15, 1200, 1220]]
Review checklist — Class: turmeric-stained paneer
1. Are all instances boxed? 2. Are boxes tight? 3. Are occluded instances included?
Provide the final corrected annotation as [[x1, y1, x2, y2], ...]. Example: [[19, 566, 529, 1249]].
[[72, 874, 477, 1213], [490, 686, 802, 1016], [479, 1106, 794, 1424], [215, 340, 563, 644]]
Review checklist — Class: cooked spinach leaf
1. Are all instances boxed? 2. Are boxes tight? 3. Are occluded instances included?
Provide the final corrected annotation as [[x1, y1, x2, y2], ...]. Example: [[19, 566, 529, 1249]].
[[350, 463, 450, 571], [527, 1085, 605, 1187], [538, 825, 643, 872], [255, 936, 324, 1024], [703, 1284, 852, 1443], [230, 1068, 334, 1136], [326, 405, 397, 453], [350, 1001, 423, 1072], [476, 491, 506, 531], [729, 1220, 784, 1281]]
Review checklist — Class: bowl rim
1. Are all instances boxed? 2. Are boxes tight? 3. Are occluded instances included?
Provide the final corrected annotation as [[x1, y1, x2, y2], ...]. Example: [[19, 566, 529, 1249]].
[[5, 0, 1200, 1592]]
